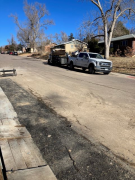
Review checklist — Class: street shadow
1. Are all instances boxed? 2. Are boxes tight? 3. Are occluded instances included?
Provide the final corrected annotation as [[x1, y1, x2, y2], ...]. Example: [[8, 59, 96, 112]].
[[42, 61, 104, 75], [0, 73, 16, 77], [12, 58, 40, 61]]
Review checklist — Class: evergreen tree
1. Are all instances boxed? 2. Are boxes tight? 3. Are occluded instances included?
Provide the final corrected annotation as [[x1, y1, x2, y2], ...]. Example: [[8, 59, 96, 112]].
[[88, 38, 101, 53], [68, 33, 74, 41], [113, 21, 129, 38]]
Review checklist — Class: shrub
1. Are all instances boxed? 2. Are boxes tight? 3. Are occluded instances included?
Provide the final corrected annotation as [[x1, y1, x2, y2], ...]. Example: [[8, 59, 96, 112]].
[[115, 49, 122, 57], [124, 46, 133, 57]]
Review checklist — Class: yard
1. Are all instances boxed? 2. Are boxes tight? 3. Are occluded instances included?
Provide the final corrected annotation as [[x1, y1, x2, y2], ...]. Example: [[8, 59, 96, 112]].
[[109, 56, 135, 76]]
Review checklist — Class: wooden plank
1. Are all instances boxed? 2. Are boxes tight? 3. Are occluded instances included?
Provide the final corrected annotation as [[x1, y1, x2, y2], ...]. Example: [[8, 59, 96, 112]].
[[0, 159, 4, 180], [24, 138, 47, 166], [0, 120, 2, 126], [1, 119, 9, 125], [0, 126, 31, 140], [17, 139, 38, 168], [6, 172, 14, 180], [17, 127, 31, 137], [8, 119, 20, 126], [0, 118, 20, 126], [7, 166, 57, 180], [13, 118, 20, 125], [8, 139, 27, 170], [0, 167, 4, 180], [0, 140, 17, 171]]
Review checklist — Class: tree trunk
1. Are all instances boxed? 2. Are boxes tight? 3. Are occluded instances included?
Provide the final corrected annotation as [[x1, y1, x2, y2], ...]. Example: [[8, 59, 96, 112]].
[[104, 23, 109, 59], [105, 45, 110, 59]]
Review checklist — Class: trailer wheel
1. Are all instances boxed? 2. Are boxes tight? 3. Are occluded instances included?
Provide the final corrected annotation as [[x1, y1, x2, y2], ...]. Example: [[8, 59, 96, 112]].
[[48, 59, 50, 64]]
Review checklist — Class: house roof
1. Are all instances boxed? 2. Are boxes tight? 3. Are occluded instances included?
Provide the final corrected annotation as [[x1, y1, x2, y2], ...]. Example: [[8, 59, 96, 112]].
[[98, 34, 135, 44], [44, 43, 57, 47], [54, 39, 88, 47]]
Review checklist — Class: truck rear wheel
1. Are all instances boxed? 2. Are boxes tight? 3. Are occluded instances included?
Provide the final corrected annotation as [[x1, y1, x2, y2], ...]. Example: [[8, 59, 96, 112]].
[[89, 64, 95, 74], [69, 62, 74, 70]]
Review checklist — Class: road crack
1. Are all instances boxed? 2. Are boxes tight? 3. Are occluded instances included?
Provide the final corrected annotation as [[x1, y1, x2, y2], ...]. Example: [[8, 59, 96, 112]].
[[64, 146, 79, 172]]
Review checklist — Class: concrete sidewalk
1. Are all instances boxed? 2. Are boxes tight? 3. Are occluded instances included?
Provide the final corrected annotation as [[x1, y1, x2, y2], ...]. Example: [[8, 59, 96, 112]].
[[0, 87, 57, 180]]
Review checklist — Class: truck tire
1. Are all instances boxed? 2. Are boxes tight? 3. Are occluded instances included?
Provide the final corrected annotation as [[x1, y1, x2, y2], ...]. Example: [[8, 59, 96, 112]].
[[89, 64, 95, 74], [48, 59, 50, 64], [69, 62, 74, 70], [103, 72, 110, 75]]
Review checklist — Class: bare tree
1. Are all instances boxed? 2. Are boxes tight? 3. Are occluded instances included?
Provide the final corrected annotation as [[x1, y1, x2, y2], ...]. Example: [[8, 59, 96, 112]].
[[130, 27, 135, 34], [11, 0, 54, 52], [7, 35, 16, 45], [7, 35, 17, 51], [54, 31, 68, 44], [82, 0, 135, 58], [36, 33, 54, 54], [77, 17, 95, 42]]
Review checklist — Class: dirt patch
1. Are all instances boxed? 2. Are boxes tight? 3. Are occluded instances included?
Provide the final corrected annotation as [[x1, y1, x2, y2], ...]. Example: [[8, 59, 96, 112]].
[[19, 53, 32, 57]]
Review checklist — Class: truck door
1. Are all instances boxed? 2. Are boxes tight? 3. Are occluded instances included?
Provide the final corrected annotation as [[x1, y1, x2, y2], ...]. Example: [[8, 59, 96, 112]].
[[82, 53, 89, 67], [76, 53, 83, 67]]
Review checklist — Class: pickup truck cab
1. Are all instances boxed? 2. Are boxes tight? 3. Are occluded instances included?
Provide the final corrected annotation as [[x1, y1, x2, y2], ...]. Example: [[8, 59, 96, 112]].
[[68, 52, 112, 74]]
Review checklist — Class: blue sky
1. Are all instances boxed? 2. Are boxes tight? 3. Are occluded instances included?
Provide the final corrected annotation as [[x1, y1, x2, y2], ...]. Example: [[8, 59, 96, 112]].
[[0, 0, 133, 46], [0, 0, 97, 46]]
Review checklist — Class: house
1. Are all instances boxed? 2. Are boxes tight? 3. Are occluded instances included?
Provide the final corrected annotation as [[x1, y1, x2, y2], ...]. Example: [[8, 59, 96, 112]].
[[36, 43, 57, 54], [53, 39, 88, 54], [44, 43, 57, 53], [98, 34, 135, 55]]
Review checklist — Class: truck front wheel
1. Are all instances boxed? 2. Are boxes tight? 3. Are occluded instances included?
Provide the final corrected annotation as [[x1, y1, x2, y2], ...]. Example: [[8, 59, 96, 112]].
[[103, 72, 110, 75], [69, 62, 74, 70], [89, 64, 95, 74]]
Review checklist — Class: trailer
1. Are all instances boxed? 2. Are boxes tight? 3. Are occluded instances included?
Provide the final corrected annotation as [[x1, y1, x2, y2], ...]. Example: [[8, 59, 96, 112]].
[[48, 49, 68, 66]]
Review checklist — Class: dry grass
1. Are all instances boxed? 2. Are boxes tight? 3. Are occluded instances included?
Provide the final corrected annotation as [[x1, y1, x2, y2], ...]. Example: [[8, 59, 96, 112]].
[[19, 53, 32, 57], [109, 56, 135, 76]]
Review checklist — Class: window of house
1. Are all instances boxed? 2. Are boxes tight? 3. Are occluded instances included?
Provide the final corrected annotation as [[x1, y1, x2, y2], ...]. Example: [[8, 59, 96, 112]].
[[110, 43, 113, 48], [121, 40, 128, 46], [71, 45, 74, 48]]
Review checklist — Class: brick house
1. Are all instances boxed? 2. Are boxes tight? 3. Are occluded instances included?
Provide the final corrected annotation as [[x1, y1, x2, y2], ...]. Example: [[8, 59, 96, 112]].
[[44, 43, 57, 53], [98, 34, 135, 55], [36, 43, 57, 54]]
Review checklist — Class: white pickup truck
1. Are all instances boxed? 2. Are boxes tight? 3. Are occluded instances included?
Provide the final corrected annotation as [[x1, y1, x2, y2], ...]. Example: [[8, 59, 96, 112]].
[[68, 52, 112, 74]]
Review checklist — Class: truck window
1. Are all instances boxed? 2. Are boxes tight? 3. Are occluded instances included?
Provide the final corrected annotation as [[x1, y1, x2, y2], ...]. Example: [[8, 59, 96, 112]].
[[79, 53, 83, 57], [83, 54, 88, 58]]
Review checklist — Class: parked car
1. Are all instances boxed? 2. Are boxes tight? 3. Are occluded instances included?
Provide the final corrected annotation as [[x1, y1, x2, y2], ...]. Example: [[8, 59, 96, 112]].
[[9, 52, 13, 55], [68, 52, 112, 74], [13, 52, 18, 55]]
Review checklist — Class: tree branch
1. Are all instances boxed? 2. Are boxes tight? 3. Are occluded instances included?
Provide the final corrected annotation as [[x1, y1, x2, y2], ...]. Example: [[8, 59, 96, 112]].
[[105, 0, 115, 16]]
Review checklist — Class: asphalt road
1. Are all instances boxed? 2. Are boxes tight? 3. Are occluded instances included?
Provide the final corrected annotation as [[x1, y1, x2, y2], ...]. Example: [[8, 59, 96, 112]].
[[0, 54, 135, 179]]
